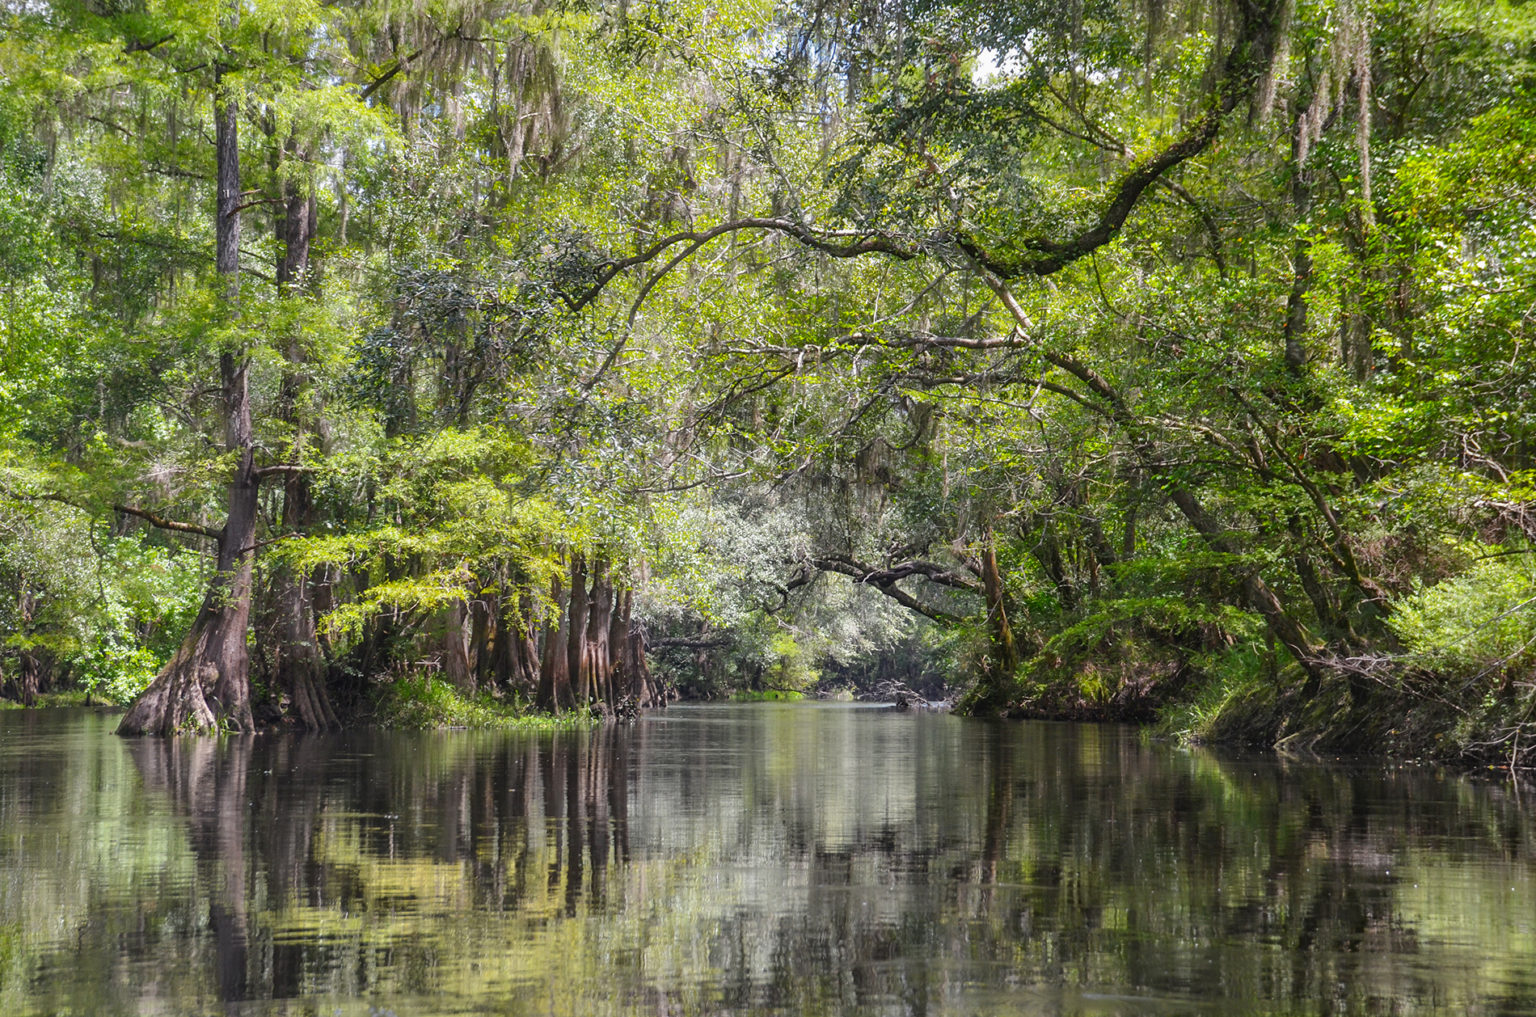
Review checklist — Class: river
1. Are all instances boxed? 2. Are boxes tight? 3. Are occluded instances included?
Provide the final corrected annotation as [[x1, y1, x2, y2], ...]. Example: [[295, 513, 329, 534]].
[[1, 703, 1534, 1015]]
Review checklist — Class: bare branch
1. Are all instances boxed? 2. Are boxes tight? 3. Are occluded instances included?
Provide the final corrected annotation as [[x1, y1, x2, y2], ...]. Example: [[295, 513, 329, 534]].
[[564, 218, 921, 313], [0, 484, 222, 541], [254, 464, 314, 479], [807, 553, 976, 623], [813, 553, 982, 594]]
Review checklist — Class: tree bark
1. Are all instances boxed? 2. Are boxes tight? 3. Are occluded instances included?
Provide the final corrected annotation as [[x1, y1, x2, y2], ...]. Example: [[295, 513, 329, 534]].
[[516, 590, 540, 690], [470, 592, 494, 689], [492, 581, 539, 695], [1284, 122, 1314, 376], [276, 552, 338, 731], [271, 163, 337, 731], [443, 598, 474, 693], [585, 558, 613, 708], [13, 588, 43, 706], [608, 586, 631, 704]]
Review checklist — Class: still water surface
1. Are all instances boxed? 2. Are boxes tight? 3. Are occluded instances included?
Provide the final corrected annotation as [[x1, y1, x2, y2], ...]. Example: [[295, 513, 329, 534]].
[[2, 703, 1535, 1016]]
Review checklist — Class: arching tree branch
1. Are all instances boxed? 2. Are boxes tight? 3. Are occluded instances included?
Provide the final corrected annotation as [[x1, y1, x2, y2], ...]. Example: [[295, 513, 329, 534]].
[[808, 553, 977, 624], [955, 0, 1285, 279]]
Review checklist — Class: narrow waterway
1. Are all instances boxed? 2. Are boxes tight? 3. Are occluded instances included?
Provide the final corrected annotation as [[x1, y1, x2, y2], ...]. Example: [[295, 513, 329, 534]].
[[1, 703, 1533, 1015]]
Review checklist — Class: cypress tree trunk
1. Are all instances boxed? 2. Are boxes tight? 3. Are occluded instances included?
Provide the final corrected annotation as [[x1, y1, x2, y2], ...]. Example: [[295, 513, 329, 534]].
[[537, 575, 571, 711], [618, 592, 662, 708], [516, 590, 540, 690], [272, 166, 338, 731], [608, 586, 630, 705], [443, 598, 474, 693], [492, 588, 514, 693], [585, 558, 613, 709], [14, 589, 42, 707], [471, 592, 495, 690], [567, 553, 591, 706], [120, 64, 257, 735]]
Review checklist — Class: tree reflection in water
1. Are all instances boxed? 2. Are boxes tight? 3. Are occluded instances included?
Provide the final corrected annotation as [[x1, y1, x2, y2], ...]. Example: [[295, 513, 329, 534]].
[[127, 736, 255, 1002], [1, 705, 1535, 1016]]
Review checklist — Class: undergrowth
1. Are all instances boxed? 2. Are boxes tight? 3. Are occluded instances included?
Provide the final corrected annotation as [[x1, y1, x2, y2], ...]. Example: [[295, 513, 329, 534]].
[[371, 675, 601, 730]]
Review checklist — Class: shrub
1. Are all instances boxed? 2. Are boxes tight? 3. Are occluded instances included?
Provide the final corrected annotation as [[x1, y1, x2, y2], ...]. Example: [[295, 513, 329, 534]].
[[1389, 552, 1536, 675]]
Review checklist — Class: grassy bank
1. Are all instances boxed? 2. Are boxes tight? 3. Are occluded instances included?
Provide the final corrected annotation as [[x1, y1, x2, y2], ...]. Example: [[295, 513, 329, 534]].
[[729, 689, 806, 702], [1169, 663, 1536, 770], [0, 691, 107, 710], [369, 675, 603, 731]]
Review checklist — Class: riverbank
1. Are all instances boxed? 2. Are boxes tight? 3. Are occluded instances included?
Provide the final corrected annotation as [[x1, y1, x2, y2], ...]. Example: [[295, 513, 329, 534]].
[[978, 656, 1536, 772], [5, 659, 1530, 770]]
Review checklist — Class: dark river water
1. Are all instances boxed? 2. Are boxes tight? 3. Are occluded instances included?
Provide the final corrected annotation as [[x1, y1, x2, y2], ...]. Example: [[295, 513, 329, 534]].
[[2, 703, 1535, 1016]]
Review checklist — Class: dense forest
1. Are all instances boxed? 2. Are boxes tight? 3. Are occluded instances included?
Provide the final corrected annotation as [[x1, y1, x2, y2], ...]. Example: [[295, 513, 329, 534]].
[[0, 0, 1532, 761]]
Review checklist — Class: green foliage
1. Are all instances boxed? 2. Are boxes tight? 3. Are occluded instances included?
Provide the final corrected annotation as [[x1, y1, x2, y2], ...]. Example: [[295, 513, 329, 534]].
[[1039, 597, 1261, 666], [72, 641, 161, 706], [0, 481, 202, 704], [1389, 552, 1536, 675]]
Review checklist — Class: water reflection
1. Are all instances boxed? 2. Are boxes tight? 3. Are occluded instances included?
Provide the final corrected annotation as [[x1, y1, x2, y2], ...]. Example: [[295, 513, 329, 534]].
[[1, 705, 1535, 1015]]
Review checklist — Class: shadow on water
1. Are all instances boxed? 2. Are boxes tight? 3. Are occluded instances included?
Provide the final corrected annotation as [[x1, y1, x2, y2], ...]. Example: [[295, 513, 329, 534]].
[[2, 705, 1536, 1015]]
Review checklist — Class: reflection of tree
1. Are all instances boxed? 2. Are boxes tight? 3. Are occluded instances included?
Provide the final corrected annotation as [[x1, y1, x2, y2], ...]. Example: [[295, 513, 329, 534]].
[[124, 725, 640, 1006], [947, 735, 1482, 1007], [127, 736, 254, 1004], [9, 711, 1535, 1015], [724, 719, 1536, 1013]]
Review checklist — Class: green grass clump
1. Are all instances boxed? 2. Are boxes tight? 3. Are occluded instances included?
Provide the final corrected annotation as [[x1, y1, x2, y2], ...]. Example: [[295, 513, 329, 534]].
[[372, 675, 601, 730], [730, 689, 805, 702], [1390, 554, 1536, 676]]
